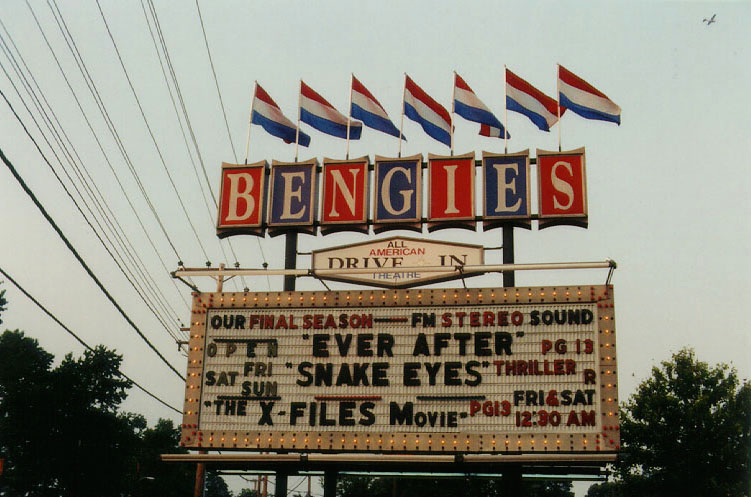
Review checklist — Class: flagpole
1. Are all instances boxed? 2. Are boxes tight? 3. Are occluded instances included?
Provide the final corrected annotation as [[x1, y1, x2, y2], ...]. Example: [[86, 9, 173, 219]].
[[244, 82, 257, 164], [556, 64, 562, 152], [503, 67, 508, 154], [346, 74, 353, 160], [450, 71, 456, 156], [295, 80, 302, 162], [398, 73, 406, 158]]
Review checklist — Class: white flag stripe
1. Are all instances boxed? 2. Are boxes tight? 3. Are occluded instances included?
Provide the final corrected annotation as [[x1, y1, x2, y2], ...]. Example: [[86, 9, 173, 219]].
[[352, 90, 389, 119], [507, 85, 557, 125], [455, 86, 491, 113], [559, 79, 621, 116], [301, 94, 350, 125], [253, 98, 296, 128], [405, 90, 451, 133]]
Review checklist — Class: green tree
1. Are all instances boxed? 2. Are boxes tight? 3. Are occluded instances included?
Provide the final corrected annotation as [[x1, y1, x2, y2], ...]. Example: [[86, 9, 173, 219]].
[[205, 470, 233, 497], [585, 481, 625, 497], [131, 418, 195, 497], [336, 475, 573, 497], [237, 488, 260, 497], [0, 329, 196, 497], [0, 330, 135, 496], [0, 286, 7, 324], [613, 348, 750, 497]]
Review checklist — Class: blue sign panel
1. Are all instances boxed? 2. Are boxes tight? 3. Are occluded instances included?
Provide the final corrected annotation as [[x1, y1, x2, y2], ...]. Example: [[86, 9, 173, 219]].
[[373, 155, 422, 223], [482, 152, 531, 220], [268, 160, 318, 226]]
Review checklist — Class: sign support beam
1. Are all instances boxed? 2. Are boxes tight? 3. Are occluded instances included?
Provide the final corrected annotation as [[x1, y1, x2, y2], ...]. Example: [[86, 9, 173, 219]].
[[323, 469, 338, 497], [502, 225, 515, 287]]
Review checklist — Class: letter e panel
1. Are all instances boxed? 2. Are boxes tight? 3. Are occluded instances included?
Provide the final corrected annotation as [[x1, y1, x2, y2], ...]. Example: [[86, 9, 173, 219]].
[[181, 286, 619, 462], [268, 159, 318, 227]]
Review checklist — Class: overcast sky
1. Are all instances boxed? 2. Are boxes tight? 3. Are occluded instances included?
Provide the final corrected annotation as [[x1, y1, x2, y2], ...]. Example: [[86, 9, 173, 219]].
[[1, 1, 749, 493]]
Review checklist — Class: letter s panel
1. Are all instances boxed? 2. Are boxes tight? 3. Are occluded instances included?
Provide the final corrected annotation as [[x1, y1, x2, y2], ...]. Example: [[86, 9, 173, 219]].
[[537, 148, 588, 228]]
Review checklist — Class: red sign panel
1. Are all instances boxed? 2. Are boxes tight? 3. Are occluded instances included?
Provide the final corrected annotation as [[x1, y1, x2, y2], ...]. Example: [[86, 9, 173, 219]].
[[217, 161, 267, 230], [537, 148, 587, 224], [321, 157, 369, 225], [428, 152, 475, 221]]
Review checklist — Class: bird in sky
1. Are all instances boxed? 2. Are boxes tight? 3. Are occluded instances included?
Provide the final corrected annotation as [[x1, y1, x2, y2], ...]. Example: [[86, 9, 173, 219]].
[[703, 14, 717, 25]]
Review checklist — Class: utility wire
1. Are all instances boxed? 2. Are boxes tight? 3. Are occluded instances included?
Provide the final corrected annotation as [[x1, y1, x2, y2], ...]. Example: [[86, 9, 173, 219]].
[[43, 0, 195, 306], [0, 27, 183, 340], [137, 0, 239, 292], [0, 266, 183, 415], [29, 6, 184, 269], [194, 0, 238, 164], [95, 0, 211, 264], [144, 0, 250, 290], [0, 138, 185, 381], [192, 0, 270, 289], [34, 0, 188, 324], [0, 49, 184, 345]]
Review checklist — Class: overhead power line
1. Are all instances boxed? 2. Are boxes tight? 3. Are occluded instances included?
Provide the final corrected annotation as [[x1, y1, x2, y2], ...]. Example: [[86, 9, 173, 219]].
[[194, 0, 238, 164], [143, 0, 254, 290], [94, 0, 211, 264], [0, 266, 182, 415], [41, 0, 195, 310], [0, 134, 185, 381], [0, 17, 186, 341]]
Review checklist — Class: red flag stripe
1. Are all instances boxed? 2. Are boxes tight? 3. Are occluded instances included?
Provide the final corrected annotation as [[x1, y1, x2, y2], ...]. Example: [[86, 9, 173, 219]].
[[558, 65, 610, 100], [405, 76, 451, 124]]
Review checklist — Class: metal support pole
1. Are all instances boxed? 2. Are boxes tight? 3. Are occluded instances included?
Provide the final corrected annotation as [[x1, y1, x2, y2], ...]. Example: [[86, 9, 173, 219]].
[[284, 232, 298, 292], [501, 466, 523, 497], [502, 224, 515, 287], [193, 264, 226, 497], [323, 469, 338, 497], [274, 471, 288, 497], [193, 458, 206, 497]]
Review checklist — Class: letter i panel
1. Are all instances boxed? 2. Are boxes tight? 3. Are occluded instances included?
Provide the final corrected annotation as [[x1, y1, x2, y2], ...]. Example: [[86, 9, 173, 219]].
[[537, 148, 588, 229], [427, 153, 476, 231], [320, 157, 370, 234], [182, 286, 618, 462], [268, 159, 319, 232], [373, 154, 422, 232], [481, 151, 532, 230], [217, 161, 268, 237]]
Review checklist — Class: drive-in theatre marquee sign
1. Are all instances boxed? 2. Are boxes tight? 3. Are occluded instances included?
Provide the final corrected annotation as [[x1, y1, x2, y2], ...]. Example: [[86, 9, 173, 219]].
[[181, 285, 619, 460]]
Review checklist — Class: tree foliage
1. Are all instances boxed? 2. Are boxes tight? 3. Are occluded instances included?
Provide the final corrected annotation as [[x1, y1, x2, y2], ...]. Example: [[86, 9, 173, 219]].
[[336, 475, 573, 497], [205, 470, 233, 497], [0, 286, 7, 324], [591, 348, 751, 497], [0, 329, 193, 497]]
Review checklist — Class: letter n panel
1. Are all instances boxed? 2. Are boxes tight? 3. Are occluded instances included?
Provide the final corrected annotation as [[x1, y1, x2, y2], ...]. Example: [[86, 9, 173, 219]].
[[217, 161, 267, 238], [482, 151, 532, 231], [537, 148, 588, 229], [373, 154, 422, 233], [320, 156, 370, 234], [268, 158, 318, 235], [427, 152, 476, 232]]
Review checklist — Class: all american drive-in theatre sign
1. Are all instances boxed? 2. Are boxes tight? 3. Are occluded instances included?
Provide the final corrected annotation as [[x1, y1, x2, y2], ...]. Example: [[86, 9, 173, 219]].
[[181, 285, 619, 460]]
